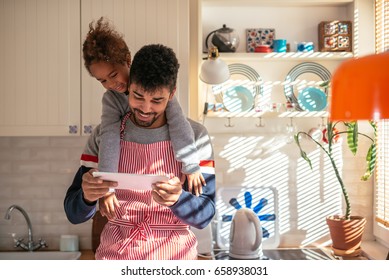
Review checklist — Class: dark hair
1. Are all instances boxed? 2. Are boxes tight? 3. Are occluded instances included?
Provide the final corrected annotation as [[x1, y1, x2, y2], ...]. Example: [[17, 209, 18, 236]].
[[82, 17, 131, 74], [129, 44, 179, 93]]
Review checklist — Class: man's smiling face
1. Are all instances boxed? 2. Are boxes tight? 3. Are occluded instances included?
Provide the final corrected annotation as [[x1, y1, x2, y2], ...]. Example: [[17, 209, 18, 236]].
[[128, 82, 174, 128]]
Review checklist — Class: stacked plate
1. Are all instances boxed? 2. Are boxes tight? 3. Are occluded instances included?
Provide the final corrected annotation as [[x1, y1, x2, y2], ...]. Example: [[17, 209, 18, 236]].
[[213, 63, 262, 113], [283, 62, 331, 111]]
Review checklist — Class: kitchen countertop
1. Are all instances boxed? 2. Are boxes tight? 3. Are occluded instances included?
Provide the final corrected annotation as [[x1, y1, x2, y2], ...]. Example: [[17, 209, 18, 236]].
[[51, 248, 375, 260], [0, 248, 372, 260], [197, 247, 372, 260], [80, 250, 211, 260], [79, 250, 95, 260]]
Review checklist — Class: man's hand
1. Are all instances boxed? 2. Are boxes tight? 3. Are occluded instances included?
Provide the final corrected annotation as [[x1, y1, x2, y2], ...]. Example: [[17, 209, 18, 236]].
[[152, 175, 182, 207], [82, 169, 118, 203]]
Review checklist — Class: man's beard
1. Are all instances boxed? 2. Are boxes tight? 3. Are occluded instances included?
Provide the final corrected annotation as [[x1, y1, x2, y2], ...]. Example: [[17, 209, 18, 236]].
[[131, 108, 157, 127]]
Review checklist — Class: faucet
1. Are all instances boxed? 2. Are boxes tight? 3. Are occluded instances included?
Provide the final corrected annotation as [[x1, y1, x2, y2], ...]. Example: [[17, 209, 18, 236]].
[[4, 204, 47, 251]]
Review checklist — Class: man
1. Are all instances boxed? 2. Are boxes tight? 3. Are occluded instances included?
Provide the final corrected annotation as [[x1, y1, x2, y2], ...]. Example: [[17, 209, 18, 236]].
[[64, 44, 215, 260]]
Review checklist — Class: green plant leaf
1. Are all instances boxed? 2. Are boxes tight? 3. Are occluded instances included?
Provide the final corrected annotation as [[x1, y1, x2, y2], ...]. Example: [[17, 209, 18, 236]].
[[361, 143, 377, 181], [362, 121, 378, 181], [301, 150, 312, 169], [294, 134, 312, 169], [346, 122, 358, 155]]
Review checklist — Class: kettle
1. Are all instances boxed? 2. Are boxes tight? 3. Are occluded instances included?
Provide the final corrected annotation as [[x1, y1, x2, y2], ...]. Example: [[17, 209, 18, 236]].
[[229, 208, 263, 259], [205, 24, 240, 53]]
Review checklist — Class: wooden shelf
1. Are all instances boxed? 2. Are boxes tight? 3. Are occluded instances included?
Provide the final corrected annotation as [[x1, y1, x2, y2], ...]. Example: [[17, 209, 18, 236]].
[[217, 52, 354, 61], [203, 0, 353, 7], [205, 110, 328, 118]]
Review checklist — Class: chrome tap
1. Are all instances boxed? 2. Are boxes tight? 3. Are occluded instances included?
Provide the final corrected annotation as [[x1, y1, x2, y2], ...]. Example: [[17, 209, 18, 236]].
[[4, 204, 47, 251]]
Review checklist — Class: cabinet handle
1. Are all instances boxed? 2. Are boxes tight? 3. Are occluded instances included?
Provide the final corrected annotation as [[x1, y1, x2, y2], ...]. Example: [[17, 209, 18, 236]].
[[83, 125, 93, 134], [68, 125, 78, 134]]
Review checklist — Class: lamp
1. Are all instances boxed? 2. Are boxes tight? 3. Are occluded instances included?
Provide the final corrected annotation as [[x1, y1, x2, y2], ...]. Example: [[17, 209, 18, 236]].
[[199, 47, 230, 85], [330, 52, 389, 121]]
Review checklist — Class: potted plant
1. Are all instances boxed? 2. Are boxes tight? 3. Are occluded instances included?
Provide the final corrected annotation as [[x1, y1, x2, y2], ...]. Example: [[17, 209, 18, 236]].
[[294, 83, 377, 257]]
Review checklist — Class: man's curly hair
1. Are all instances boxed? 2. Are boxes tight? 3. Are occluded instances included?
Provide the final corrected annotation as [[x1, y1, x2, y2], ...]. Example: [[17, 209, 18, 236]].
[[82, 17, 131, 74], [129, 44, 179, 93]]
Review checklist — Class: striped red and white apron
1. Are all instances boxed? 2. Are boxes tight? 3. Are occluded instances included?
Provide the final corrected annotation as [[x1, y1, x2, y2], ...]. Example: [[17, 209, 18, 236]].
[[95, 113, 198, 260]]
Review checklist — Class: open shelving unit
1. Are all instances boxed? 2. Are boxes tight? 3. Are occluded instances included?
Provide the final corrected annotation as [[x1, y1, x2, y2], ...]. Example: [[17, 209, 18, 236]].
[[191, 0, 361, 122]]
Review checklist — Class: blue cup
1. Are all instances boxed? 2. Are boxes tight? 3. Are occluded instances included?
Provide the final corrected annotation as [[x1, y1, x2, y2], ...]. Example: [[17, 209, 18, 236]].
[[297, 42, 314, 52], [273, 39, 287, 52]]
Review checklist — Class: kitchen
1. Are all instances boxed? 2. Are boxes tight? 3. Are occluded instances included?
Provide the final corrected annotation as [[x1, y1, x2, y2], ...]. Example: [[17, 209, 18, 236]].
[[0, 0, 388, 264]]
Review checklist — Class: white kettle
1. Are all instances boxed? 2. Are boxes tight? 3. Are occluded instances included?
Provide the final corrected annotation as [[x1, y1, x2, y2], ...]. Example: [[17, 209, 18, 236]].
[[229, 208, 263, 259]]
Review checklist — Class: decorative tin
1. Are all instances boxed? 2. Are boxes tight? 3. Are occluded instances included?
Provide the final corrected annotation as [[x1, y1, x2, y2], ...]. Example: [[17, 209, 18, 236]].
[[318, 21, 352, 52]]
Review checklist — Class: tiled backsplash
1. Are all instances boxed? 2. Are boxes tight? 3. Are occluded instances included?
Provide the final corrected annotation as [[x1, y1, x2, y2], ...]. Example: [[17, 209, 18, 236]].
[[0, 136, 92, 250], [0, 118, 375, 251]]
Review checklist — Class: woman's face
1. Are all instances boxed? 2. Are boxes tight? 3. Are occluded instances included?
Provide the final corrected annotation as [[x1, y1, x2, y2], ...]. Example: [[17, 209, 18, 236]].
[[88, 60, 130, 93]]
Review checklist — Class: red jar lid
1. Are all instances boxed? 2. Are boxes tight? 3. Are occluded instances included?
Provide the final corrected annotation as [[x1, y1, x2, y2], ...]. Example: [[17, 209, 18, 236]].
[[255, 45, 271, 53]]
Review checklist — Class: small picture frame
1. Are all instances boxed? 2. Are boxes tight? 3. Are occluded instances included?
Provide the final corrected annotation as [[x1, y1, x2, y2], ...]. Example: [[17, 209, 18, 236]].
[[318, 21, 352, 52]]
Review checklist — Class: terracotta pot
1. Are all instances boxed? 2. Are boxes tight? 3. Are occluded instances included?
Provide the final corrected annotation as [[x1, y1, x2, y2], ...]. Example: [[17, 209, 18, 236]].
[[326, 215, 366, 255]]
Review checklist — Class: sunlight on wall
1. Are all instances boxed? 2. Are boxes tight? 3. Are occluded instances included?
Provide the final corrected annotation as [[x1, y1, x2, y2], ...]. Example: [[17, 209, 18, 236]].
[[216, 135, 290, 244], [213, 131, 345, 247], [295, 141, 343, 246]]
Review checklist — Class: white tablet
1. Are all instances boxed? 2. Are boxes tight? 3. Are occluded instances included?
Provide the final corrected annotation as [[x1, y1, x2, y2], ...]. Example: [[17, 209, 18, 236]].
[[92, 172, 169, 190]]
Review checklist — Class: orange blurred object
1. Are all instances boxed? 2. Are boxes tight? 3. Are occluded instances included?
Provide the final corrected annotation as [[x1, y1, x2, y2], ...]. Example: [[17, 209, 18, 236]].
[[330, 52, 389, 121]]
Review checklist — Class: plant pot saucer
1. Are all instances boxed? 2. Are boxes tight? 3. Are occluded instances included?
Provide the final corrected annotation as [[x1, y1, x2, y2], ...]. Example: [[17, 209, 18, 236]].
[[330, 245, 362, 257]]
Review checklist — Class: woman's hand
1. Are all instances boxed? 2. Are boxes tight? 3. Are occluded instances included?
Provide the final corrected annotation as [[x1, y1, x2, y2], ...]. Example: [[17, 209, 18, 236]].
[[98, 192, 120, 220], [182, 171, 206, 197]]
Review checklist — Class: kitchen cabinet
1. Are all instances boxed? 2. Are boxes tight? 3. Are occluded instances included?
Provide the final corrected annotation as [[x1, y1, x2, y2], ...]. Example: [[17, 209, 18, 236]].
[[0, 0, 81, 136], [189, 0, 375, 121], [0, 0, 190, 136]]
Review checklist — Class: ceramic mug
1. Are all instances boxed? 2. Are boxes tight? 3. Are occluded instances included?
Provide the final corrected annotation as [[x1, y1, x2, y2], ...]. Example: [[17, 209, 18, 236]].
[[273, 39, 287, 52], [60, 235, 79, 252]]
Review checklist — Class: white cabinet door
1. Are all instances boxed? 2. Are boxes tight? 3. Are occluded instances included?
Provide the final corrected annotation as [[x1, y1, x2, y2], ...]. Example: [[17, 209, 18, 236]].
[[0, 0, 81, 136], [0, 0, 189, 136], [81, 0, 190, 135]]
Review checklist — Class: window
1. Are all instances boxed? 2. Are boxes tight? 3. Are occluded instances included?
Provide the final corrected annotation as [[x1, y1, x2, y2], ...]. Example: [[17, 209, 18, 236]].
[[375, 0, 389, 53], [376, 121, 389, 227], [374, 0, 389, 244]]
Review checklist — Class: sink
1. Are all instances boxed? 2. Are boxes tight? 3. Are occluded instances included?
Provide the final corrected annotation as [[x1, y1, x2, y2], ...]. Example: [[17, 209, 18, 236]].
[[0, 251, 81, 260]]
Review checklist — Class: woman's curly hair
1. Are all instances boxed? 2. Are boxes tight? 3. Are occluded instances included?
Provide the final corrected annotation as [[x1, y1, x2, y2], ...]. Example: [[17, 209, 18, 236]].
[[82, 17, 131, 74]]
